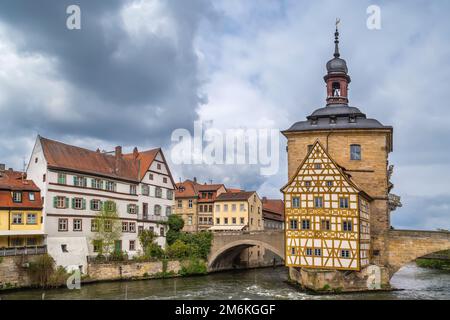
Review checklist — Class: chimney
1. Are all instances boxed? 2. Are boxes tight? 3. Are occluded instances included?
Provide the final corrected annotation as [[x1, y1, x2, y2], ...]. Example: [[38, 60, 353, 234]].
[[193, 177, 197, 183], [115, 146, 122, 158], [0, 164, 5, 171], [262, 197, 267, 203], [133, 147, 139, 159]]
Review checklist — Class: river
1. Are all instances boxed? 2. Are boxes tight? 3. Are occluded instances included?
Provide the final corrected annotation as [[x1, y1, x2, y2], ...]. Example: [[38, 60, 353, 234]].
[[0, 263, 449, 300]]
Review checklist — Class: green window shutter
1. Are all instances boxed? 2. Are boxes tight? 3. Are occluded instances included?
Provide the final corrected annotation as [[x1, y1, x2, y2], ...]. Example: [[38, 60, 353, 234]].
[[71, 198, 75, 209], [126, 204, 130, 214], [82, 199, 86, 210], [90, 199, 94, 210], [83, 178, 87, 187], [53, 196, 57, 208], [99, 201, 103, 211], [65, 197, 69, 208], [73, 176, 76, 185], [136, 205, 139, 214], [91, 179, 95, 188]]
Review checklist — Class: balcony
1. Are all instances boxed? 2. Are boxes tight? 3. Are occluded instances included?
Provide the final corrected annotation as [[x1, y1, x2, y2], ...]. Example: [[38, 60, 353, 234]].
[[137, 214, 168, 223], [0, 245, 47, 257]]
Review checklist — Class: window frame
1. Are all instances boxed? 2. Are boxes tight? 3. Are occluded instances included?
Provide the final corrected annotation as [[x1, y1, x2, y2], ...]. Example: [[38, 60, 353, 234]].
[[350, 144, 362, 161]]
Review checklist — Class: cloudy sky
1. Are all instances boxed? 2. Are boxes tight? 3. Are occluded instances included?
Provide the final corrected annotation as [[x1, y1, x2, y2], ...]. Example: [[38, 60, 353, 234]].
[[0, 0, 449, 230]]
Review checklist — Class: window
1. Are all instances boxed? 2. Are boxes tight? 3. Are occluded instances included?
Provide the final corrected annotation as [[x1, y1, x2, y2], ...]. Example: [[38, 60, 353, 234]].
[[188, 216, 192, 225], [240, 204, 245, 211], [104, 220, 112, 232], [224, 204, 228, 212], [314, 197, 323, 208], [141, 184, 150, 196], [105, 181, 116, 192], [306, 248, 313, 256], [43, 174, 46, 182], [163, 177, 168, 184], [129, 222, 136, 233], [240, 217, 245, 224], [155, 187, 162, 198], [160, 227, 165, 237], [307, 144, 314, 152], [167, 190, 173, 200], [127, 204, 137, 214], [91, 219, 98, 232], [138, 226, 144, 235], [291, 247, 296, 255], [289, 219, 298, 230], [58, 218, 68, 231], [27, 238, 37, 246], [143, 203, 148, 217], [72, 197, 85, 210], [341, 250, 350, 258], [208, 205, 213, 212], [216, 218, 220, 224], [74, 176, 87, 187], [28, 192, 35, 201], [321, 219, 331, 231], [292, 197, 300, 208], [157, 163, 161, 170], [305, 181, 311, 187], [332, 82, 341, 97], [91, 199, 102, 211], [326, 181, 333, 187], [105, 201, 115, 212], [129, 240, 136, 251], [166, 206, 172, 216], [130, 185, 137, 195], [12, 213, 23, 224], [154, 205, 161, 216], [149, 173, 154, 180], [73, 219, 82, 231], [92, 178, 103, 189], [12, 192, 22, 203], [58, 173, 67, 185], [11, 238, 23, 247], [339, 197, 349, 209], [232, 204, 236, 212], [122, 222, 129, 232], [54, 196, 68, 209], [61, 244, 68, 252], [26, 213, 37, 225], [350, 144, 361, 160], [224, 218, 228, 225], [232, 217, 237, 224], [314, 249, 322, 256], [215, 205, 220, 212], [93, 240, 102, 253], [343, 221, 353, 232], [188, 200, 193, 208], [199, 205, 204, 212], [302, 219, 310, 230], [177, 200, 182, 208], [314, 163, 322, 169]]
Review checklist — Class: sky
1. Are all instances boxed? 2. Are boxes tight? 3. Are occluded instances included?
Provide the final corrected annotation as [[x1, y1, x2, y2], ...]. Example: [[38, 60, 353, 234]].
[[0, 0, 449, 230]]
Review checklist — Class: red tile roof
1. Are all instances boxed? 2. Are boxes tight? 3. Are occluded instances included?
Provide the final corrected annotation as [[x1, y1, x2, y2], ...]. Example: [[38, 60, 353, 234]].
[[262, 198, 284, 222], [175, 180, 226, 200], [215, 191, 255, 202], [0, 170, 42, 209], [39, 136, 166, 183]]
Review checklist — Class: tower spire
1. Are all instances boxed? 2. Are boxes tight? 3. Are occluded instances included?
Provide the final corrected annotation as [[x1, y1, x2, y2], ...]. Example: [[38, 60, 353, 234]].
[[334, 18, 340, 58]]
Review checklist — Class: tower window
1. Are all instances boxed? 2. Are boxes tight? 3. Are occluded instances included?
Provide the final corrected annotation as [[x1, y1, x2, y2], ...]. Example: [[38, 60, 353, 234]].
[[350, 144, 361, 160], [332, 82, 341, 97], [307, 144, 314, 152], [292, 197, 300, 208]]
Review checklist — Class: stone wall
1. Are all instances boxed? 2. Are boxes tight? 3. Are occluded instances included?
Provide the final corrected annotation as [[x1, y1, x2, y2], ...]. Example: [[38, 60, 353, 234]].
[[0, 255, 42, 290], [86, 260, 181, 282]]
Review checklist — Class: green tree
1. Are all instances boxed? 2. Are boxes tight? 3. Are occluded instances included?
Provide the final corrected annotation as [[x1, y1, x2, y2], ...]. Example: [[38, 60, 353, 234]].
[[138, 229, 164, 259], [91, 200, 122, 257], [166, 215, 185, 245]]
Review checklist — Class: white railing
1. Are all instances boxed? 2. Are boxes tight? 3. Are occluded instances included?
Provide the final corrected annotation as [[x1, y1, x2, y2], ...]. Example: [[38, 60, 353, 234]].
[[0, 245, 47, 257], [137, 214, 168, 223]]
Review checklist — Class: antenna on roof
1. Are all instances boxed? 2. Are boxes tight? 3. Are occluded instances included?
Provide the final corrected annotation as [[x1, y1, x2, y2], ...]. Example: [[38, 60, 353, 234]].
[[22, 157, 26, 181]]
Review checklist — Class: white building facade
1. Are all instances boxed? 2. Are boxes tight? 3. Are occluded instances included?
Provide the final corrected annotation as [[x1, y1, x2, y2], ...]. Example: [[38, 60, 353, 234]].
[[26, 136, 175, 272]]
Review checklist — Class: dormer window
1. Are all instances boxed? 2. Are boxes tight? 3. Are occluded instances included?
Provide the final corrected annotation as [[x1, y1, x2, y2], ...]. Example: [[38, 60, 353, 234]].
[[330, 116, 337, 124], [311, 118, 318, 125], [349, 115, 356, 123]]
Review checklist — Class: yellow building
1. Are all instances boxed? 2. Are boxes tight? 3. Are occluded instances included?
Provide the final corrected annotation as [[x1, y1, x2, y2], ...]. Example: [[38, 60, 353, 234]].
[[212, 191, 263, 232], [0, 168, 45, 249]]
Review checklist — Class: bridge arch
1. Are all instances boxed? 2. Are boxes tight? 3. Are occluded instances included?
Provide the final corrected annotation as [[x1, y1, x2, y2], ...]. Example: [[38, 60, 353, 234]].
[[207, 231, 285, 272], [388, 230, 450, 277]]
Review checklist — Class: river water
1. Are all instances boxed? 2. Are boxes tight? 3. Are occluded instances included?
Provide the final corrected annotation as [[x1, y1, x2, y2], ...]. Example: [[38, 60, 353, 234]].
[[0, 263, 449, 300]]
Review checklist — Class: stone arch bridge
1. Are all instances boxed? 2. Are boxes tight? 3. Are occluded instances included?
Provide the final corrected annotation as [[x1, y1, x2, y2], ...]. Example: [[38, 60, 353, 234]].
[[208, 230, 284, 272], [207, 229, 450, 276]]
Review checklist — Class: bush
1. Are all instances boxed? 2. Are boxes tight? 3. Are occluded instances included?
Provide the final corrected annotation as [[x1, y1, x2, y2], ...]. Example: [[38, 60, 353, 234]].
[[28, 254, 56, 287], [180, 258, 208, 276], [145, 243, 165, 259], [167, 240, 193, 259], [168, 215, 184, 232], [110, 250, 128, 262]]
